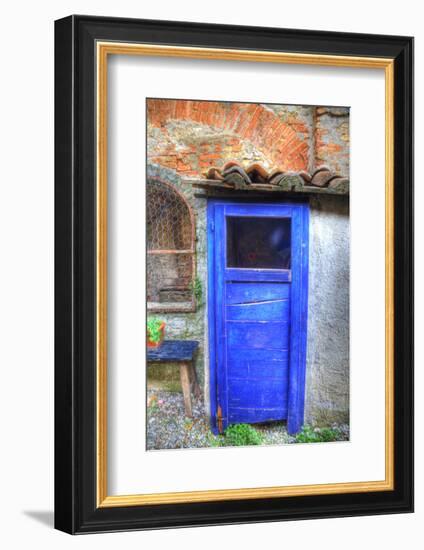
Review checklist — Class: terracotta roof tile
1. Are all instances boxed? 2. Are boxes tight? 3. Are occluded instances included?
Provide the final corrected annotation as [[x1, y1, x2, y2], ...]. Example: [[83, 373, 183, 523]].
[[204, 161, 348, 193]]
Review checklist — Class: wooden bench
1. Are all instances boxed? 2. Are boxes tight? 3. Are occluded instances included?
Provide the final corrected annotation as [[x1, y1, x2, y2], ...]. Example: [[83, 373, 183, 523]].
[[147, 340, 201, 417]]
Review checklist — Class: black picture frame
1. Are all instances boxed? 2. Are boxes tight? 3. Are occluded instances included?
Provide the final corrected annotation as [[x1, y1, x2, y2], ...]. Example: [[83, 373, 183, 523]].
[[55, 15, 413, 534]]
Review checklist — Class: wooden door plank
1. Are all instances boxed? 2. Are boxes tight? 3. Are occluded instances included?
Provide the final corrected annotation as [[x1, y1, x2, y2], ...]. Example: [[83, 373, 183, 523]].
[[227, 347, 289, 362], [214, 204, 229, 429], [226, 282, 290, 304], [227, 358, 289, 379], [287, 204, 309, 434], [228, 378, 288, 408], [207, 201, 219, 433], [225, 268, 291, 283], [227, 321, 290, 350], [228, 407, 288, 424], [227, 298, 291, 321]]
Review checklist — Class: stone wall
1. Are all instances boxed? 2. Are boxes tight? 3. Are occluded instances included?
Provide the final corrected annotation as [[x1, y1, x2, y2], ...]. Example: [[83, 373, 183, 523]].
[[315, 107, 350, 175], [147, 99, 349, 178], [147, 164, 207, 389]]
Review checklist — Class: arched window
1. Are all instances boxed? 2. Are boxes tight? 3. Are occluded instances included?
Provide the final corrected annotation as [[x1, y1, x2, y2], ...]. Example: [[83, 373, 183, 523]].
[[147, 179, 195, 312]]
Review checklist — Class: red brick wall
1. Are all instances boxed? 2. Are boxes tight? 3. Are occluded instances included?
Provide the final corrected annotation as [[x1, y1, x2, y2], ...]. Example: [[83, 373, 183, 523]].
[[147, 99, 349, 177], [315, 107, 350, 175]]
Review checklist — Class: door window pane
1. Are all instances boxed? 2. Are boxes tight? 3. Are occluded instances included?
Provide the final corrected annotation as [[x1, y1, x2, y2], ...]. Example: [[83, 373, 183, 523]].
[[226, 216, 291, 269]]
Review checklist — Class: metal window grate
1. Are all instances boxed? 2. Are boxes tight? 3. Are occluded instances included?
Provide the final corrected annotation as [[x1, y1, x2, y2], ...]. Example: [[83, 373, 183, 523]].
[[147, 180, 194, 309], [147, 180, 193, 250]]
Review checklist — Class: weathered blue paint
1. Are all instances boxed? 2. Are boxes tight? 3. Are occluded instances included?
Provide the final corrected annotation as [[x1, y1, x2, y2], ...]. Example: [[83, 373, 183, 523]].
[[287, 205, 309, 434], [227, 321, 290, 350], [208, 200, 309, 435], [207, 201, 218, 433], [226, 282, 290, 304], [147, 340, 199, 362], [227, 299, 290, 321], [226, 350, 289, 380], [225, 268, 291, 283]]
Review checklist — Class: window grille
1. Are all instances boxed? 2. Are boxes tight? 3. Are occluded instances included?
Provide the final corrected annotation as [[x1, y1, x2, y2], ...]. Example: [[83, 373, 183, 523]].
[[147, 179, 195, 311]]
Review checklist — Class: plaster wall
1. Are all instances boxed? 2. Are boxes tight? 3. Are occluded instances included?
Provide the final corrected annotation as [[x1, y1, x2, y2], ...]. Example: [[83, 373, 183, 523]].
[[304, 195, 350, 424]]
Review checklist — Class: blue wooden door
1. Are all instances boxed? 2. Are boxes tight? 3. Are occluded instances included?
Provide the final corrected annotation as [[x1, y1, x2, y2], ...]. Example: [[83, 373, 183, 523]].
[[208, 202, 309, 435]]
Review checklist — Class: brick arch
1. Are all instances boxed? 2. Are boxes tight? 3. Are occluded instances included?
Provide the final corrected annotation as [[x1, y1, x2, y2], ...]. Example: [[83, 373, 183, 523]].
[[147, 99, 310, 172]]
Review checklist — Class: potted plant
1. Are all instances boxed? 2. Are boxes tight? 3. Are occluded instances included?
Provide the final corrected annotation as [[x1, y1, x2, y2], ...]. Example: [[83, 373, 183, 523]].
[[147, 317, 165, 348]]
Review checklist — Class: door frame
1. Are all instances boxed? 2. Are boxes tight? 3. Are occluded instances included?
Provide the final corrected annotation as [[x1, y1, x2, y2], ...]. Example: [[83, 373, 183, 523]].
[[207, 199, 310, 434]]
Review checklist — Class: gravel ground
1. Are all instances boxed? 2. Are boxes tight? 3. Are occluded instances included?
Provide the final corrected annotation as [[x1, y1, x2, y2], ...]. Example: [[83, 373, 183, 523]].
[[146, 390, 349, 451]]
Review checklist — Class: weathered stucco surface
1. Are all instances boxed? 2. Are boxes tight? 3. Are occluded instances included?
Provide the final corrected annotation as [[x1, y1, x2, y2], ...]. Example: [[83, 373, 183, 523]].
[[304, 195, 350, 424]]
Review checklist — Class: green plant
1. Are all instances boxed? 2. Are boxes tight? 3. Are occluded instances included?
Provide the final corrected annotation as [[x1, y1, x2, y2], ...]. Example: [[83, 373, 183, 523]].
[[190, 276, 203, 305], [207, 433, 223, 447], [147, 317, 164, 344], [147, 393, 160, 413], [222, 423, 263, 446], [295, 425, 341, 444]]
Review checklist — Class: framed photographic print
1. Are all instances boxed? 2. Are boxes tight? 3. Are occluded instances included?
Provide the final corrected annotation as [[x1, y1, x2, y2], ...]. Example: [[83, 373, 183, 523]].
[[54, 15, 413, 533]]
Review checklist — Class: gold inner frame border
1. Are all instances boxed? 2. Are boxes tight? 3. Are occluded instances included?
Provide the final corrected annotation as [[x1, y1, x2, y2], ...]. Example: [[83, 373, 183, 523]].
[[96, 41, 394, 508]]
